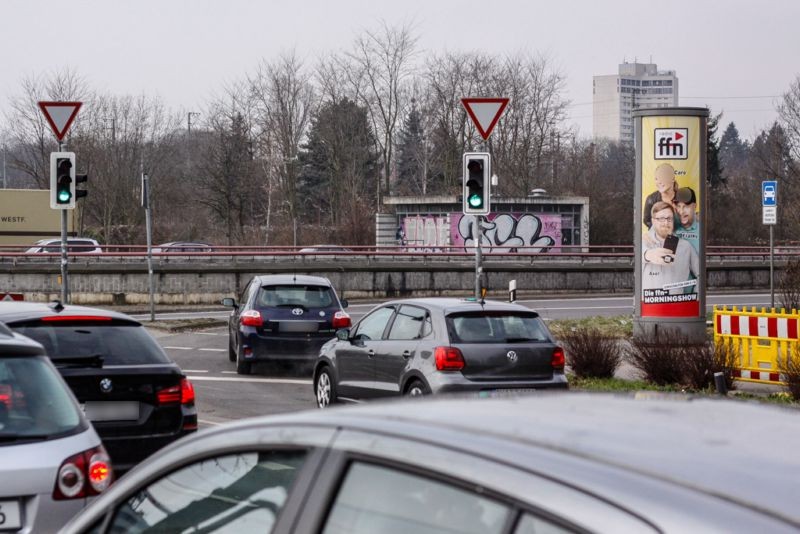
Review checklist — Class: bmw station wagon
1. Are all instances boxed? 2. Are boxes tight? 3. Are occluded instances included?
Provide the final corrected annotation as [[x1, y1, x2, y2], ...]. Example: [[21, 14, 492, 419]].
[[313, 298, 567, 407], [223, 274, 350, 374], [0, 302, 197, 473]]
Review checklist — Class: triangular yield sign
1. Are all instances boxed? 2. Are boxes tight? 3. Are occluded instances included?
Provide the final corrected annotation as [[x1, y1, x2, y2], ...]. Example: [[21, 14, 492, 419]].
[[38, 101, 83, 141], [1, 294, 13, 301], [461, 97, 509, 140]]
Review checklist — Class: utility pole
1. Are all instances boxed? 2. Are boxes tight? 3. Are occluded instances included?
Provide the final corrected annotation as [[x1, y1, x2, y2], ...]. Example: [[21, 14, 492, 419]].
[[187, 112, 200, 133]]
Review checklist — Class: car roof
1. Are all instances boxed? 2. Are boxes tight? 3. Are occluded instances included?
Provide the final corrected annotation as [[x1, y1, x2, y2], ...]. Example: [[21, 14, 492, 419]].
[[202, 392, 800, 525], [253, 274, 333, 286], [380, 297, 538, 315], [0, 302, 140, 325], [0, 323, 46, 356]]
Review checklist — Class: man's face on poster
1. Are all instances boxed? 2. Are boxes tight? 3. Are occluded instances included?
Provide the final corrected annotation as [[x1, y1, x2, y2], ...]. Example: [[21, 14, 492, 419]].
[[675, 201, 696, 228], [652, 207, 674, 239], [654, 165, 675, 193]]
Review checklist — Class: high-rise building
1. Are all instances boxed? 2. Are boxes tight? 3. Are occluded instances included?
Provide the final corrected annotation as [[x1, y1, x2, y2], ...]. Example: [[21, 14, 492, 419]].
[[593, 62, 679, 143]]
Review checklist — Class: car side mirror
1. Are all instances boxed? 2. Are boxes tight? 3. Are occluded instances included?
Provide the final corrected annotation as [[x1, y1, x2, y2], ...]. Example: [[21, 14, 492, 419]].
[[221, 298, 237, 308], [336, 328, 351, 342], [340, 299, 349, 309]]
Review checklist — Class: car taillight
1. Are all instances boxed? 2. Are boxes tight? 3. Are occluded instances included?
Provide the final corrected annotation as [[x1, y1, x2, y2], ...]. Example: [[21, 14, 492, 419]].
[[332, 311, 351, 329], [157, 378, 195, 405], [0, 384, 11, 408], [53, 445, 113, 500], [552, 347, 565, 370], [240, 310, 263, 327], [434, 346, 465, 371]]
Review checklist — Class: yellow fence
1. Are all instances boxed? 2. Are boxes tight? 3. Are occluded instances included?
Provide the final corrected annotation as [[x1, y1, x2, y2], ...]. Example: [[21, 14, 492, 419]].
[[713, 305, 800, 385]]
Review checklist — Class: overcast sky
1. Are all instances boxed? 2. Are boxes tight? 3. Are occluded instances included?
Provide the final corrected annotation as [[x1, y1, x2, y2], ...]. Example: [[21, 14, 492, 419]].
[[2, 0, 797, 141]]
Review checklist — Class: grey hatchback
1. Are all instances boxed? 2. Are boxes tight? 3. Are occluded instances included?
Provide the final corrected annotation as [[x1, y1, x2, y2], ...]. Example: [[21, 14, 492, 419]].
[[313, 298, 567, 407]]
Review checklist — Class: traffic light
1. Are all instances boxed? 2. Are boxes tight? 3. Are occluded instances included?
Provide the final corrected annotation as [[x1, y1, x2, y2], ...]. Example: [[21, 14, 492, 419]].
[[75, 173, 88, 201], [50, 152, 76, 209], [462, 152, 491, 215]]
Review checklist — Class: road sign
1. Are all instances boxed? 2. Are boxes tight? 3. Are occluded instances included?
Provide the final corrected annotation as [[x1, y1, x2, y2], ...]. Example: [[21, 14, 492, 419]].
[[0, 293, 23, 301], [461, 98, 509, 140], [762, 180, 777, 206], [763, 206, 777, 225], [38, 101, 82, 141]]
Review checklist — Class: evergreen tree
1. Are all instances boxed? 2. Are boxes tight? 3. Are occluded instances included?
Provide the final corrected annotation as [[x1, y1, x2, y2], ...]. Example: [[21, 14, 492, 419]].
[[707, 112, 724, 188], [395, 104, 426, 195], [719, 122, 749, 180]]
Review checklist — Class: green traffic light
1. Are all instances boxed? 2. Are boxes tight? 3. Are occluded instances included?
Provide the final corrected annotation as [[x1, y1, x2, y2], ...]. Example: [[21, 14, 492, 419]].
[[58, 190, 72, 203], [468, 194, 483, 208]]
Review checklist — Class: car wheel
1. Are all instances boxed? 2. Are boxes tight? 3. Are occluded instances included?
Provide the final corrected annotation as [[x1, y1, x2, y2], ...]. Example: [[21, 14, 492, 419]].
[[315, 367, 337, 408], [228, 336, 236, 363], [405, 379, 429, 397], [235, 347, 251, 375]]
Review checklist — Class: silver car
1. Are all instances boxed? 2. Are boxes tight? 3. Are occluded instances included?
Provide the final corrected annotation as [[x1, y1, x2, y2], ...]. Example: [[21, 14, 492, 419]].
[[61, 393, 799, 533], [314, 298, 568, 407], [0, 324, 112, 533]]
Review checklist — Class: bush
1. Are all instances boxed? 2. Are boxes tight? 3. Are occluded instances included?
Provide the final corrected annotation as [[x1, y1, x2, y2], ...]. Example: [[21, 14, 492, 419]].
[[778, 343, 800, 401], [560, 327, 622, 379], [681, 339, 738, 391], [779, 258, 800, 312], [627, 331, 686, 386]]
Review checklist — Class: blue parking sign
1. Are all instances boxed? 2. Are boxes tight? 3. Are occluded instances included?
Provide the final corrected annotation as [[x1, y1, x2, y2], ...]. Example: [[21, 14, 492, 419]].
[[762, 181, 777, 206]]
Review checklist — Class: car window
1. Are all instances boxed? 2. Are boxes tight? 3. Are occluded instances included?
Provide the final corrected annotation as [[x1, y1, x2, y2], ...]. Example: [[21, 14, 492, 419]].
[[514, 513, 574, 534], [0, 356, 82, 439], [354, 307, 395, 341], [321, 462, 510, 534], [256, 285, 335, 309], [10, 323, 171, 365], [240, 280, 253, 304], [387, 305, 427, 340], [106, 450, 307, 533], [446, 312, 550, 344]]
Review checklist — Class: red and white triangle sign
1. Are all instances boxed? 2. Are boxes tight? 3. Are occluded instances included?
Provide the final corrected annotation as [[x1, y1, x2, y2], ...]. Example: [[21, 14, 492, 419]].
[[38, 101, 82, 141], [461, 97, 509, 140]]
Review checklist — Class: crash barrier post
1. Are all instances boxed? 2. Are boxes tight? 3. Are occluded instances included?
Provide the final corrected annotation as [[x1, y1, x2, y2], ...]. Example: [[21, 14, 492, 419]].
[[713, 305, 800, 385]]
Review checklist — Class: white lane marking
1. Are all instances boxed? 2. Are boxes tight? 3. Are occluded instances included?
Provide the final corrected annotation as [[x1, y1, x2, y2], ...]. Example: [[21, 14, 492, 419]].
[[183, 369, 208, 373], [187, 376, 311, 385], [199, 348, 226, 352], [163, 346, 193, 350], [222, 371, 236, 374], [196, 332, 227, 336], [538, 305, 632, 311], [199, 419, 223, 426]]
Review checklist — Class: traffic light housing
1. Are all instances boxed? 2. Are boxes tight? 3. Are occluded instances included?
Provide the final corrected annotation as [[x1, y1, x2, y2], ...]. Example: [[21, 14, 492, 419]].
[[50, 152, 76, 209], [462, 152, 491, 215]]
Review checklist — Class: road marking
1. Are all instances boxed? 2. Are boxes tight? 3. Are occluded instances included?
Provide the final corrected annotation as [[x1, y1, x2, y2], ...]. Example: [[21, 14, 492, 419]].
[[163, 346, 193, 350], [222, 371, 236, 374], [199, 348, 226, 352], [199, 419, 223, 426], [196, 332, 226, 336], [186, 375, 312, 385], [183, 369, 208, 373]]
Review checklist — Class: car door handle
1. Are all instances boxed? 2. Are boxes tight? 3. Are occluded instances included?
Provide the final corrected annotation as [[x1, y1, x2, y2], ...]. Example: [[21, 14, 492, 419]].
[[367, 349, 375, 358], [402, 350, 412, 359]]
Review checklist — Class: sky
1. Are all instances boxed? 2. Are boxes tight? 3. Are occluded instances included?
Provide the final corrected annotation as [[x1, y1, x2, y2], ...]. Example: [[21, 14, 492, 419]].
[[1, 0, 798, 141]]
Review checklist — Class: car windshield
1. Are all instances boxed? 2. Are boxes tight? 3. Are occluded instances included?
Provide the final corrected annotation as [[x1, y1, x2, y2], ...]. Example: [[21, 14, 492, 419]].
[[0, 356, 82, 441], [256, 285, 336, 309], [445, 311, 551, 344], [10, 323, 170, 365]]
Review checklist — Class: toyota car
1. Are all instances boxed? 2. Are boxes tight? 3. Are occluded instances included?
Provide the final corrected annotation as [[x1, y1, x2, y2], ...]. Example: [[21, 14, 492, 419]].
[[223, 274, 350, 375]]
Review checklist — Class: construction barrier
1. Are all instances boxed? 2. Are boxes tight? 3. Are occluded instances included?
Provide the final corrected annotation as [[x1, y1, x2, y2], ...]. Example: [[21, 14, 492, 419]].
[[713, 305, 800, 385]]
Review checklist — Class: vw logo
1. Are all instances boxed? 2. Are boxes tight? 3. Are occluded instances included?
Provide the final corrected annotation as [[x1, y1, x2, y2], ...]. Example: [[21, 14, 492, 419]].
[[99, 378, 113, 393], [506, 351, 518, 364], [292, 308, 304, 316]]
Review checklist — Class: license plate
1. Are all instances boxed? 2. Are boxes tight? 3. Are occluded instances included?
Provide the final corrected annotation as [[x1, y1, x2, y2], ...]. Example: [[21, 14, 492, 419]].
[[478, 388, 539, 398], [0, 500, 22, 530], [277, 321, 320, 333], [82, 401, 140, 421]]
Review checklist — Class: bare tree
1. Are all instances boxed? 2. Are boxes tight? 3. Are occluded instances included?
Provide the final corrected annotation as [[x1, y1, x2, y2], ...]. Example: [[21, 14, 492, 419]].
[[779, 74, 800, 163]]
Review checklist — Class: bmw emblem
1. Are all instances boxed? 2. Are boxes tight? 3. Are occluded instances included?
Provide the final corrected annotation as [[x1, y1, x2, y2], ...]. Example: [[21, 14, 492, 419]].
[[99, 378, 113, 393], [506, 351, 518, 364], [292, 308, 304, 316]]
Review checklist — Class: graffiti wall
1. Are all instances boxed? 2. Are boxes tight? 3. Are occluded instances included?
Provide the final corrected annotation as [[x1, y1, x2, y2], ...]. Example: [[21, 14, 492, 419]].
[[453, 213, 561, 253], [402, 215, 450, 249]]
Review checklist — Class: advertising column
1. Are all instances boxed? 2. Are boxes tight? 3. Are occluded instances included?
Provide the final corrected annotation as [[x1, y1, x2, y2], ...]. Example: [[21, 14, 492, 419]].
[[633, 107, 708, 342]]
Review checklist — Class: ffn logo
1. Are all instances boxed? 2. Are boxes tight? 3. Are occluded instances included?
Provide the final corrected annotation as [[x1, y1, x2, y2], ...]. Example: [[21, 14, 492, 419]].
[[654, 128, 688, 160]]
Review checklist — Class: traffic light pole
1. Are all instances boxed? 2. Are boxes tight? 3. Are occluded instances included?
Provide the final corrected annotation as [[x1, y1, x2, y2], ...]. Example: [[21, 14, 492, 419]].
[[58, 141, 69, 303], [474, 215, 482, 300]]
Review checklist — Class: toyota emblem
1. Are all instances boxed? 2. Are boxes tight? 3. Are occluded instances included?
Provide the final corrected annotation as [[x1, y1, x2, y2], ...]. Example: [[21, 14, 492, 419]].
[[506, 351, 518, 363], [99, 378, 113, 393], [292, 308, 304, 316]]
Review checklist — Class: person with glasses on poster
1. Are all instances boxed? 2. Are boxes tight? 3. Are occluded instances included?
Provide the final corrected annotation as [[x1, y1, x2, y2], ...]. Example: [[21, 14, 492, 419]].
[[642, 201, 699, 297], [643, 163, 680, 230]]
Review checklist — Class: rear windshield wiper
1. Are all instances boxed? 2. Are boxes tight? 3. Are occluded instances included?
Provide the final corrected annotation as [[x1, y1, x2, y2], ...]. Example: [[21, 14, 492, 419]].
[[503, 337, 542, 343], [0, 434, 52, 443], [52, 354, 105, 368]]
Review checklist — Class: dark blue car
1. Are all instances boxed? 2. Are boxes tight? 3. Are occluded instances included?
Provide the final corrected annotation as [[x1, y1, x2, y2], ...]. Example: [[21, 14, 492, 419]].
[[223, 274, 350, 374]]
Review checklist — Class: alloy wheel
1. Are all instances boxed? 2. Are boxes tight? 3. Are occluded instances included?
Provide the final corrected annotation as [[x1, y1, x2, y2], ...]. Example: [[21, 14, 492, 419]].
[[317, 372, 331, 408]]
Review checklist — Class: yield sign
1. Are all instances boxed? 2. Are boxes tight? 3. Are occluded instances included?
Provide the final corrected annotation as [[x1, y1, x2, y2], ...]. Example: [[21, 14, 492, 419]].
[[461, 97, 509, 140], [38, 101, 83, 141]]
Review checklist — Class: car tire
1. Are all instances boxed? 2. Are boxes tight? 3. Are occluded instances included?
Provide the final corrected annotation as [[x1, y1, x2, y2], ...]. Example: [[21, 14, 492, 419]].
[[235, 347, 251, 375], [228, 337, 236, 363], [315, 367, 337, 409], [405, 379, 430, 397]]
